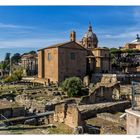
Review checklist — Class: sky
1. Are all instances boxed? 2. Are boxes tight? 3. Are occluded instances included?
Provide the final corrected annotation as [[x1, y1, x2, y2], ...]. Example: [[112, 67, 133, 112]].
[[0, 6, 140, 60]]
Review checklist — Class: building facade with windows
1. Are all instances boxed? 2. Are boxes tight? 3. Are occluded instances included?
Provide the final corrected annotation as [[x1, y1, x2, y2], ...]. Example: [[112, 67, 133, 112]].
[[21, 53, 38, 76], [38, 24, 111, 84], [38, 41, 87, 83]]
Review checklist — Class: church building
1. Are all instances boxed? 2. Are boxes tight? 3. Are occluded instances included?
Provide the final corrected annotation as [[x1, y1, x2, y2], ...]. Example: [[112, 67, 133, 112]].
[[37, 24, 111, 84]]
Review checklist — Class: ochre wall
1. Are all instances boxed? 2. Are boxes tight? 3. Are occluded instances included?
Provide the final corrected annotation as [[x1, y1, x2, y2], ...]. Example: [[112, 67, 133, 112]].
[[58, 43, 87, 82], [38, 42, 87, 83], [92, 49, 111, 73], [44, 48, 59, 83], [38, 50, 44, 78]]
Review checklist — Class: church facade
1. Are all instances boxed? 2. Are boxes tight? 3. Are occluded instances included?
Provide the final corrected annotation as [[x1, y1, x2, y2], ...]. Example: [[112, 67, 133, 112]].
[[38, 24, 111, 84], [79, 24, 111, 74]]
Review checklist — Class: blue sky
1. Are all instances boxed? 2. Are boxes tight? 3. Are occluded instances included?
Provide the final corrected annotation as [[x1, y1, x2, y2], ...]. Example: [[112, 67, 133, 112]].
[[0, 6, 140, 60]]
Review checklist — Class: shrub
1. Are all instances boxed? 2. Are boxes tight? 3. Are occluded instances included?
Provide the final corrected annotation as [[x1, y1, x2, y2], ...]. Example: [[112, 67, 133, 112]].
[[12, 68, 23, 81], [61, 77, 83, 97], [4, 68, 23, 83]]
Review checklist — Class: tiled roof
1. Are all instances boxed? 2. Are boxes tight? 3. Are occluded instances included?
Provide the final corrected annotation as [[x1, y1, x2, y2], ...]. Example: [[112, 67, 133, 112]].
[[38, 41, 87, 51]]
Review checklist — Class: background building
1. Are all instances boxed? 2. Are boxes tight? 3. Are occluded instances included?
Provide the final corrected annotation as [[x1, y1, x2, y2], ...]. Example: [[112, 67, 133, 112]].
[[21, 53, 38, 76], [124, 34, 140, 50]]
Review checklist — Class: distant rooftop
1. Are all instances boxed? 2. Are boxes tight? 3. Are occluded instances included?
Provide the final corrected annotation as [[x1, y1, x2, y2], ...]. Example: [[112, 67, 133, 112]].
[[130, 34, 140, 44]]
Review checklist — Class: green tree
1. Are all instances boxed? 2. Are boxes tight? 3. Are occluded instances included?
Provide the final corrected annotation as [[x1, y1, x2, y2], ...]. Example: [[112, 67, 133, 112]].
[[11, 53, 21, 64], [4, 53, 10, 61], [61, 77, 83, 97]]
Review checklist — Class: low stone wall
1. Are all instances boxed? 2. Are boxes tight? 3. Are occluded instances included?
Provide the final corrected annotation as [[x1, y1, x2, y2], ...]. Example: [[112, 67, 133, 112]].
[[80, 83, 120, 104], [45, 98, 76, 111], [78, 101, 131, 120], [91, 73, 140, 85], [97, 113, 120, 123], [0, 107, 25, 119], [91, 74, 118, 84]]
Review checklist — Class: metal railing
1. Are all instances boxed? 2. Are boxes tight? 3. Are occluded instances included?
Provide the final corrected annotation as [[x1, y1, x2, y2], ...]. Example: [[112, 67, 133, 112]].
[[131, 81, 140, 110]]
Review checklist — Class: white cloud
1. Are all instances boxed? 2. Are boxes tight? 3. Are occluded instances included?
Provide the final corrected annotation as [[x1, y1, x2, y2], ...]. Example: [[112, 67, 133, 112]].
[[103, 31, 138, 39], [0, 37, 66, 49], [0, 22, 34, 29]]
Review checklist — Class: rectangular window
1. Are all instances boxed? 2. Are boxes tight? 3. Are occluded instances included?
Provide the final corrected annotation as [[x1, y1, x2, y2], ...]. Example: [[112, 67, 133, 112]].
[[70, 52, 75, 60], [48, 53, 52, 61]]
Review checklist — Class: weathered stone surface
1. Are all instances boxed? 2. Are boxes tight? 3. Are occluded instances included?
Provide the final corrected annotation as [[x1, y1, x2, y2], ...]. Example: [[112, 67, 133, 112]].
[[45, 114, 54, 125], [80, 82, 120, 104], [97, 113, 120, 123], [65, 104, 84, 128], [126, 109, 140, 134], [78, 101, 131, 120], [53, 103, 66, 123], [15, 94, 46, 113], [54, 103, 85, 129], [91, 74, 118, 84], [45, 98, 76, 111]]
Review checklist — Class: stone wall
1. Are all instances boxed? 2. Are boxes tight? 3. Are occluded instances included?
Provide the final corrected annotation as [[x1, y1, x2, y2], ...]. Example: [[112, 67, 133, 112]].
[[0, 107, 25, 119], [91, 74, 118, 84], [91, 73, 140, 85], [80, 83, 120, 104], [79, 101, 131, 120], [53, 103, 85, 128], [126, 109, 140, 134], [97, 113, 120, 124]]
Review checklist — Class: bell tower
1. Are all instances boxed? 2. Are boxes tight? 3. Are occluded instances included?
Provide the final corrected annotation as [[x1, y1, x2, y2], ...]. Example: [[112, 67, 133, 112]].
[[70, 31, 76, 42]]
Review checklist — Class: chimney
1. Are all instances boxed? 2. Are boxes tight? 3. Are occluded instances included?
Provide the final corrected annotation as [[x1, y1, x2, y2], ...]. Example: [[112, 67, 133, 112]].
[[70, 31, 76, 42]]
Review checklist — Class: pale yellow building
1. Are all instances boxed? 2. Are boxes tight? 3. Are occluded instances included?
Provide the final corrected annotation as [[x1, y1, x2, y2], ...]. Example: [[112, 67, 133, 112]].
[[123, 34, 140, 50]]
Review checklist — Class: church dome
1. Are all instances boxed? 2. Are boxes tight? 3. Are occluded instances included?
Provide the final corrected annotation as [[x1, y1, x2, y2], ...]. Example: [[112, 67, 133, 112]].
[[82, 24, 98, 48], [84, 31, 98, 40], [83, 24, 98, 41]]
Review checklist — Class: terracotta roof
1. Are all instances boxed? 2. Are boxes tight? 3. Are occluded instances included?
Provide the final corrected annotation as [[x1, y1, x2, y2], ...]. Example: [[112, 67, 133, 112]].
[[38, 41, 87, 51], [21, 53, 37, 59]]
